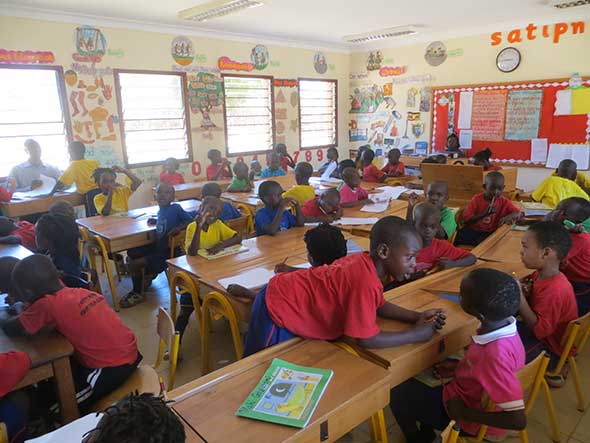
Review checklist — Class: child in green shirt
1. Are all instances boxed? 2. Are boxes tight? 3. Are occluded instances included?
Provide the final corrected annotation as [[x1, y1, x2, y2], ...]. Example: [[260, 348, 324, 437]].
[[226, 162, 252, 192], [406, 181, 457, 240]]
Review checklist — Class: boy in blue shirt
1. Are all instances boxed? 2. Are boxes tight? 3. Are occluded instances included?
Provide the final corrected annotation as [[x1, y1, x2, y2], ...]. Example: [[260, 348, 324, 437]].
[[260, 153, 287, 178], [200, 182, 241, 221], [254, 181, 304, 236], [124, 183, 193, 308]]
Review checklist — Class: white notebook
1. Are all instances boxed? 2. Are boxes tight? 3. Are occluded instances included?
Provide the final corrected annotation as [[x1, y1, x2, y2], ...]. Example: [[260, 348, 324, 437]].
[[218, 267, 276, 290]]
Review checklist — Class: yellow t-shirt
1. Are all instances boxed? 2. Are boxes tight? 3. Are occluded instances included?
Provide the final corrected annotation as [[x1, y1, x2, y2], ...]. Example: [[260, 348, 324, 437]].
[[532, 176, 590, 208], [551, 171, 590, 192], [93, 186, 133, 214], [59, 159, 100, 194], [282, 185, 316, 206], [184, 219, 237, 251]]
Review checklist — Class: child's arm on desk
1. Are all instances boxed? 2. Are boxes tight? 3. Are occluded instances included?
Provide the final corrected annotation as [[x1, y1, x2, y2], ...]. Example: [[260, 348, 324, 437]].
[[446, 397, 526, 431], [207, 233, 242, 255], [0, 235, 21, 245], [0, 311, 29, 337], [438, 253, 476, 269]]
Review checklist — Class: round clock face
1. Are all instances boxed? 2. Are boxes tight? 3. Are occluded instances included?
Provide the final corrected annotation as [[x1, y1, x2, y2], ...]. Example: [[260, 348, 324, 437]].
[[496, 47, 521, 73]]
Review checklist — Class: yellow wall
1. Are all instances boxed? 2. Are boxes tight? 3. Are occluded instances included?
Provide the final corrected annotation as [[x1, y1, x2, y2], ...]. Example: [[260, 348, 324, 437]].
[[0, 15, 349, 206]]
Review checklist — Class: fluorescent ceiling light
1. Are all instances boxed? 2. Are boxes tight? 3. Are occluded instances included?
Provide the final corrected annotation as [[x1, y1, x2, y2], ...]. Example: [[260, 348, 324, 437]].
[[549, 0, 590, 8], [344, 26, 419, 44], [179, 0, 270, 22]]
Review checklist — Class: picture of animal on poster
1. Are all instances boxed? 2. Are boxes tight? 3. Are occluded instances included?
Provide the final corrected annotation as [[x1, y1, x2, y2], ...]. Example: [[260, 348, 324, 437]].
[[313, 52, 328, 74], [73, 26, 107, 63], [366, 51, 383, 71], [350, 84, 384, 113], [171, 36, 195, 66], [251, 45, 269, 70], [188, 72, 224, 132]]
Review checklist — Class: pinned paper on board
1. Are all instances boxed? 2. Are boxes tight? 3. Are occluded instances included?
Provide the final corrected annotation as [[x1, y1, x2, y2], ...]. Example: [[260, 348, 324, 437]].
[[459, 130, 473, 149], [531, 138, 548, 164], [457, 91, 473, 129], [554, 87, 590, 115], [546, 143, 590, 170]]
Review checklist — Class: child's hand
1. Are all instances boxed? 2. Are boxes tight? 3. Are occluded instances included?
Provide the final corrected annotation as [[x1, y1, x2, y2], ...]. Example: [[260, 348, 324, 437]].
[[519, 275, 533, 298], [484, 204, 497, 216], [146, 217, 157, 226], [30, 179, 43, 190], [433, 360, 459, 379], [438, 257, 453, 269], [500, 212, 521, 225], [112, 165, 124, 173], [419, 309, 446, 330], [408, 193, 420, 207], [445, 397, 468, 420], [226, 284, 254, 301], [274, 263, 292, 274], [207, 244, 224, 255], [280, 197, 297, 209]]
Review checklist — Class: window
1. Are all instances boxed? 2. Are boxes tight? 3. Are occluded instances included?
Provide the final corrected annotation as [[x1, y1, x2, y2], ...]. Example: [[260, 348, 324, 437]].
[[298, 79, 337, 149], [114, 70, 192, 167], [0, 65, 71, 176], [222, 75, 274, 155]]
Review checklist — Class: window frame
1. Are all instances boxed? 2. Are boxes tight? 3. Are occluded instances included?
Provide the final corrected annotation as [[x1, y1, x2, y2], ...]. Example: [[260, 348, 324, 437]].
[[297, 77, 338, 151], [221, 73, 276, 157], [0, 63, 73, 161], [113, 68, 193, 169]]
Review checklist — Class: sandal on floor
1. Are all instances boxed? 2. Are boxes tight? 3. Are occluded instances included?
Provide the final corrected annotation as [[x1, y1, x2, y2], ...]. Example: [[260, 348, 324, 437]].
[[120, 291, 145, 308], [546, 374, 566, 388]]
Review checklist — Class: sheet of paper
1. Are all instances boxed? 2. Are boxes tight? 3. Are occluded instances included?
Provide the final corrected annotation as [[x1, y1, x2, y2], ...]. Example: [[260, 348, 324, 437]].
[[458, 91, 473, 129], [27, 413, 102, 443], [571, 144, 590, 170], [554, 89, 572, 115], [459, 129, 473, 149], [531, 138, 548, 163], [360, 201, 389, 213], [320, 162, 338, 181], [253, 180, 264, 195], [572, 88, 590, 115], [375, 185, 407, 200], [336, 217, 380, 226], [218, 267, 276, 290], [346, 240, 364, 253], [547, 143, 590, 169], [12, 175, 57, 199]]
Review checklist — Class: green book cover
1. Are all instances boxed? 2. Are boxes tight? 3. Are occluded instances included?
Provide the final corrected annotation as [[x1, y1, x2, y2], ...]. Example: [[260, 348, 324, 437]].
[[236, 358, 333, 428]]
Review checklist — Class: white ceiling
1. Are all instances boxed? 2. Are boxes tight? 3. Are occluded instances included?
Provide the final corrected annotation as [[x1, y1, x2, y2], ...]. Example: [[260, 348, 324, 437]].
[[2, 0, 590, 51]]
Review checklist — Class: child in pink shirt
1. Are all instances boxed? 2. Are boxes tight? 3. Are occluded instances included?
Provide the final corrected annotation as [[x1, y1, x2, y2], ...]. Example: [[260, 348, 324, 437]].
[[339, 166, 370, 207], [390, 268, 526, 442]]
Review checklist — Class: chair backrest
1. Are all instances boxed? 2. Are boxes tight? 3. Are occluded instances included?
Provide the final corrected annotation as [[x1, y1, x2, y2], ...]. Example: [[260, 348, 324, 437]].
[[168, 228, 187, 257], [441, 422, 460, 443], [231, 203, 254, 236], [225, 214, 251, 237], [552, 312, 590, 373], [156, 306, 176, 348], [0, 422, 7, 443]]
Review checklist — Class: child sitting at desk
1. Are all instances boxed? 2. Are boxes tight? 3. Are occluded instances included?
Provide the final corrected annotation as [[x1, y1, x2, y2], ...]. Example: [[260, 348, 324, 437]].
[[381, 148, 405, 177], [412, 203, 476, 275], [472, 148, 502, 171], [546, 198, 590, 314], [361, 149, 394, 183], [339, 167, 371, 208], [35, 213, 82, 278], [242, 216, 446, 356], [49, 200, 76, 220], [159, 157, 185, 186], [406, 181, 457, 240], [274, 143, 296, 172], [226, 162, 252, 193], [0, 255, 141, 413], [390, 268, 526, 443], [0, 216, 36, 251], [302, 188, 343, 223], [0, 350, 30, 443], [518, 222, 577, 382], [318, 147, 339, 178], [254, 181, 304, 236], [206, 149, 233, 181], [532, 159, 589, 208], [201, 182, 241, 221], [250, 160, 262, 180], [282, 162, 315, 205], [455, 172, 521, 246], [0, 177, 16, 203], [92, 166, 142, 216], [260, 152, 287, 178], [550, 159, 590, 196]]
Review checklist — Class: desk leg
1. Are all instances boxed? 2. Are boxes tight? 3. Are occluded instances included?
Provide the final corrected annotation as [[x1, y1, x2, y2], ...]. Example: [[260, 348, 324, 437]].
[[52, 357, 79, 423]]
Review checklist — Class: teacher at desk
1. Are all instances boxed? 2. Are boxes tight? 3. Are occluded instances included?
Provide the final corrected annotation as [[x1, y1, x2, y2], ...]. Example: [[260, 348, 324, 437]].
[[9, 139, 60, 192], [445, 133, 466, 159]]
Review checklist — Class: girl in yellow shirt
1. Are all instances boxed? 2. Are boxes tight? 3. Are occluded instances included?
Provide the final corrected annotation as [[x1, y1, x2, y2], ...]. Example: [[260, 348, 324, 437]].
[[92, 166, 142, 216]]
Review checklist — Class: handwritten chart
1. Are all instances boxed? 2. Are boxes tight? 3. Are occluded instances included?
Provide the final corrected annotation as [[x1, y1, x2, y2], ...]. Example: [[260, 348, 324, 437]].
[[504, 90, 543, 140], [471, 90, 507, 141]]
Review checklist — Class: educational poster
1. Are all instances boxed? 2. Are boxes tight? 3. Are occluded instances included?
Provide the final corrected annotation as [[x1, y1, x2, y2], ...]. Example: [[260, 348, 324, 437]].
[[457, 91, 473, 129], [547, 143, 590, 169], [471, 89, 508, 141], [349, 84, 383, 113], [187, 72, 224, 132], [504, 90, 543, 140]]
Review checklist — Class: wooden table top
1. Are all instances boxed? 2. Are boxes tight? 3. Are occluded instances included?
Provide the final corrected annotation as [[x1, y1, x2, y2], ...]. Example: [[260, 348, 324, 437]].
[[0, 329, 73, 368], [172, 180, 232, 200], [0, 192, 84, 218], [0, 244, 34, 259], [479, 229, 525, 264], [171, 340, 391, 443]]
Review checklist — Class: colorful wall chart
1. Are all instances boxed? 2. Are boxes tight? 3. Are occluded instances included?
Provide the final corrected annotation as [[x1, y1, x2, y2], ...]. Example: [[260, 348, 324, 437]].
[[504, 89, 543, 140]]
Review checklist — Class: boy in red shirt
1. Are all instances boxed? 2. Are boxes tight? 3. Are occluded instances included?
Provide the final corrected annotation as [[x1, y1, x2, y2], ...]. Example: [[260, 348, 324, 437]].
[[206, 149, 233, 181], [302, 188, 343, 223], [159, 157, 185, 186], [274, 143, 296, 172], [0, 350, 30, 443], [0, 255, 141, 413], [0, 216, 36, 251], [546, 197, 590, 315], [381, 148, 405, 176], [391, 268, 526, 443], [455, 172, 521, 246], [412, 203, 476, 275], [242, 216, 447, 356], [518, 222, 578, 380], [339, 167, 371, 207], [361, 149, 396, 183]]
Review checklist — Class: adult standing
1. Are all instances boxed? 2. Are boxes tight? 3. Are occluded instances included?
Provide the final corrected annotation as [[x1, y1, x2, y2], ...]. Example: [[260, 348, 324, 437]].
[[9, 139, 61, 191]]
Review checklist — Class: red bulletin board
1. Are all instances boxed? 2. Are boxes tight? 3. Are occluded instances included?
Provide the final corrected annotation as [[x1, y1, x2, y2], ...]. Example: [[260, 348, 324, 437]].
[[431, 78, 590, 165]]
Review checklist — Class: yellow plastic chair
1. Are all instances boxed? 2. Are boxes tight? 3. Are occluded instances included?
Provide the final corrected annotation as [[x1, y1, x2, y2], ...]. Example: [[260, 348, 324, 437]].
[[234, 203, 254, 236], [441, 422, 461, 443], [168, 228, 187, 258], [0, 422, 7, 443], [153, 307, 180, 390], [78, 226, 102, 294], [224, 215, 251, 239], [90, 234, 120, 311], [459, 353, 559, 443], [167, 270, 201, 327], [546, 312, 590, 412], [200, 291, 243, 375], [333, 341, 388, 443]]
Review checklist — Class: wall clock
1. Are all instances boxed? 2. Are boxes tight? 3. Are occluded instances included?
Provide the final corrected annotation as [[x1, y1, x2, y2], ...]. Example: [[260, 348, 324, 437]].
[[496, 47, 521, 73]]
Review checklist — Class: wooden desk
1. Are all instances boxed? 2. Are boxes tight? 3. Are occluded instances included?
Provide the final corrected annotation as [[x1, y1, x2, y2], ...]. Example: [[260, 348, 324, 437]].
[[479, 229, 525, 263], [221, 192, 264, 212], [173, 181, 232, 200], [77, 200, 200, 253], [171, 340, 391, 443], [351, 289, 478, 385], [0, 330, 78, 423], [340, 199, 408, 237], [0, 192, 84, 218], [0, 244, 33, 259]]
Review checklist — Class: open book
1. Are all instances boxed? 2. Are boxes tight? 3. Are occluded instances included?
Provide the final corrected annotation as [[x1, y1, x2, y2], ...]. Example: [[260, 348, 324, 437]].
[[197, 244, 249, 260], [236, 358, 333, 428]]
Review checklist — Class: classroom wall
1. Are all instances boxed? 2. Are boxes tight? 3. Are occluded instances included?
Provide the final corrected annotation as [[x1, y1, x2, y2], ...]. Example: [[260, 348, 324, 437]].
[[348, 18, 590, 191], [0, 15, 349, 207]]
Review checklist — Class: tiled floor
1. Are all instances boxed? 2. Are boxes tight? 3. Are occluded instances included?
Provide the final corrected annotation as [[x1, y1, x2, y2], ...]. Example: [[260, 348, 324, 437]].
[[107, 271, 590, 443]]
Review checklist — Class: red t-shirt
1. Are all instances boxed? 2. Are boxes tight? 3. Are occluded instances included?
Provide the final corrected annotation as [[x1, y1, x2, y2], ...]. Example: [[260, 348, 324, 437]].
[[19, 288, 138, 369], [206, 164, 232, 181], [13, 221, 36, 251], [0, 351, 30, 397], [462, 193, 520, 232], [0, 187, 12, 203], [339, 183, 369, 204], [159, 171, 185, 186], [381, 161, 405, 175], [302, 198, 324, 217], [416, 238, 471, 272], [561, 233, 590, 283], [362, 164, 385, 183], [529, 272, 578, 355], [266, 252, 386, 340]]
